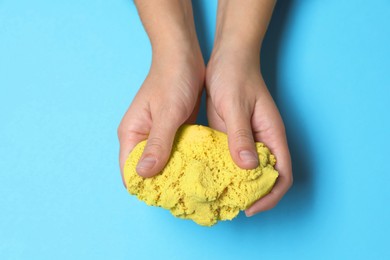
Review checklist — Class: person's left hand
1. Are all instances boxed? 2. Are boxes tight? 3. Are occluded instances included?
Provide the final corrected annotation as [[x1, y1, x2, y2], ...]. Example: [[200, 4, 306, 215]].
[[206, 51, 293, 216]]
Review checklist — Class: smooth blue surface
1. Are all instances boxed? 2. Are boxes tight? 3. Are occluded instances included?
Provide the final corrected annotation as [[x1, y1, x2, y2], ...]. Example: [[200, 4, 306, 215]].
[[1, 0, 389, 259]]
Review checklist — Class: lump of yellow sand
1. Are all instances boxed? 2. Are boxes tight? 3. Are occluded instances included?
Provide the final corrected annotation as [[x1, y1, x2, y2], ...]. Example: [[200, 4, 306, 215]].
[[124, 125, 278, 226]]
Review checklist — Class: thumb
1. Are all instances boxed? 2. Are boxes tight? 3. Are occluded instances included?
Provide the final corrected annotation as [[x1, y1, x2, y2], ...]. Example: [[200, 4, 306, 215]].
[[224, 107, 258, 169], [136, 119, 180, 178]]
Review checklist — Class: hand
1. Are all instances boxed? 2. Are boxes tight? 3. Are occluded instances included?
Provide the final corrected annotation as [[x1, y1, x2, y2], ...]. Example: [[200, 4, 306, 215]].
[[118, 52, 205, 185], [206, 51, 293, 216], [119, 0, 205, 186]]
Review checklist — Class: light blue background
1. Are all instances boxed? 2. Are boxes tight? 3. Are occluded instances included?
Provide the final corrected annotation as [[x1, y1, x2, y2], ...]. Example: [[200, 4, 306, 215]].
[[1, 0, 389, 259]]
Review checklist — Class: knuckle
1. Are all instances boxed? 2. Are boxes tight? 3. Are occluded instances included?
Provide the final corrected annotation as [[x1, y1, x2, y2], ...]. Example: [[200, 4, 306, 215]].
[[264, 200, 278, 211], [117, 125, 126, 140], [233, 128, 254, 144], [145, 137, 167, 153], [287, 175, 294, 189], [234, 128, 253, 138], [282, 173, 294, 190]]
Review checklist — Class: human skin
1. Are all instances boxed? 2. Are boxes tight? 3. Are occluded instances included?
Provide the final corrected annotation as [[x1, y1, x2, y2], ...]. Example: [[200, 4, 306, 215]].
[[118, 0, 292, 217], [207, 0, 292, 216], [118, 0, 205, 181]]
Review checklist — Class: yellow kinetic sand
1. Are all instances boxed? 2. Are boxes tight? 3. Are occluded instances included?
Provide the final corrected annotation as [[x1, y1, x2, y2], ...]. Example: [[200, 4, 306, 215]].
[[124, 125, 278, 226]]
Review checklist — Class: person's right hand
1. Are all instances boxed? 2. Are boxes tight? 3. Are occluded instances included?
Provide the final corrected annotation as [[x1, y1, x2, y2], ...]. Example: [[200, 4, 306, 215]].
[[118, 51, 205, 186]]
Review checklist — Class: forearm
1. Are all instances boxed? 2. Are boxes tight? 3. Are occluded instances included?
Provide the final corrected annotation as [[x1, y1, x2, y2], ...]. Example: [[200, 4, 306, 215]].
[[134, 0, 200, 59], [213, 0, 276, 65]]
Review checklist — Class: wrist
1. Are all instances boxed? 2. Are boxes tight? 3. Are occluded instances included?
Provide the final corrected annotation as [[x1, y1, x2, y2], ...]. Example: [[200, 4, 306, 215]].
[[209, 38, 261, 76], [151, 43, 204, 73], [212, 21, 262, 68], [214, 19, 263, 58], [152, 37, 202, 61], [211, 0, 276, 67], [138, 0, 199, 57]]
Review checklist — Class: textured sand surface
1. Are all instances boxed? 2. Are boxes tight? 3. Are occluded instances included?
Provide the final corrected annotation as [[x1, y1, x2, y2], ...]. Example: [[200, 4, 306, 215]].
[[124, 125, 278, 226]]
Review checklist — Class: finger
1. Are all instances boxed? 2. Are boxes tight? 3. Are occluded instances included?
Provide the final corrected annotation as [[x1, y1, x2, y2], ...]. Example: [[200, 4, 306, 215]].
[[118, 127, 148, 188], [224, 105, 259, 169], [136, 118, 181, 178], [245, 171, 292, 216], [245, 130, 293, 216]]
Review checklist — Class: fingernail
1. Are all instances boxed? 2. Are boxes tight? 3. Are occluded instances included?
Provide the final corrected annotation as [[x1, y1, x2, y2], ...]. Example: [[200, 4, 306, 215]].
[[245, 210, 253, 217], [239, 150, 259, 164], [136, 157, 156, 171]]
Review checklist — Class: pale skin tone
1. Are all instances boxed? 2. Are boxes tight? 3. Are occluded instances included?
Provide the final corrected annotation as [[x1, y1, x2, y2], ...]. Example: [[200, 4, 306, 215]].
[[118, 0, 293, 217]]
